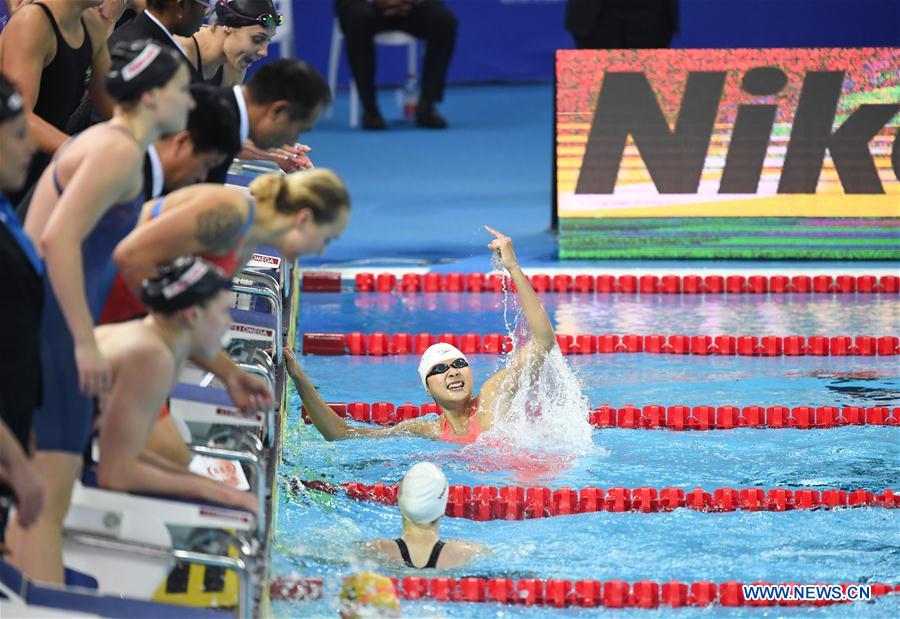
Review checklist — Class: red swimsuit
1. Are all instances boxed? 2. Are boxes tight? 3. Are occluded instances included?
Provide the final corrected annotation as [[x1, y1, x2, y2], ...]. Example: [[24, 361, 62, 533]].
[[99, 196, 253, 324], [439, 399, 483, 443]]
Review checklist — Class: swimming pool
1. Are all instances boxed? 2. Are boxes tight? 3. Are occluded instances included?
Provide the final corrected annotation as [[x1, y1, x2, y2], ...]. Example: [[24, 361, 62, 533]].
[[270, 287, 899, 617]]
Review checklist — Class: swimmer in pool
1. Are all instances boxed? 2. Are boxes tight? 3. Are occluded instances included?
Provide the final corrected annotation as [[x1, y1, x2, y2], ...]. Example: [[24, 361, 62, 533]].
[[285, 226, 558, 443], [365, 462, 480, 569]]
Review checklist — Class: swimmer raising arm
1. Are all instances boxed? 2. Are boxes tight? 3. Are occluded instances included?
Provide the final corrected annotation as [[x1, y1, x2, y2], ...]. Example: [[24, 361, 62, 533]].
[[474, 225, 557, 427], [286, 226, 558, 442]]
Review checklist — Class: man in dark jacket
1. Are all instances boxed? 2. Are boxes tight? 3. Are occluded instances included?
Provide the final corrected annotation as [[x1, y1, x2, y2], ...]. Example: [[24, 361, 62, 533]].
[[205, 59, 331, 184], [335, 0, 457, 130], [565, 0, 678, 49], [108, 0, 207, 80]]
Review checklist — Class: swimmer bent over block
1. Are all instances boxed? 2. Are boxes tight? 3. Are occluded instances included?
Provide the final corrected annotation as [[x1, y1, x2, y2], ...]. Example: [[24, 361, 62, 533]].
[[285, 226, 558, 443], [94, 257, 257, 514]]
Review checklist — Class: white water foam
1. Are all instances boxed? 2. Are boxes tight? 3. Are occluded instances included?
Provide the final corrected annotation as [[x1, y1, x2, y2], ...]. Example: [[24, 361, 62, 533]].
[[482, 253, 594, 455]]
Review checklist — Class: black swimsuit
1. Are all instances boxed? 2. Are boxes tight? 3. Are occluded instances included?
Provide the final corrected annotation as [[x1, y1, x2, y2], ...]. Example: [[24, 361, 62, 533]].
[[191, 35, 225, 86], [395, 538, 445, 569], [10, 3, 93, 205]]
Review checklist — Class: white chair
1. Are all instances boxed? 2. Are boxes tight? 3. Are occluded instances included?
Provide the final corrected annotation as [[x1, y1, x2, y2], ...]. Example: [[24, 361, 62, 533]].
[[327, 18, 418, 127]]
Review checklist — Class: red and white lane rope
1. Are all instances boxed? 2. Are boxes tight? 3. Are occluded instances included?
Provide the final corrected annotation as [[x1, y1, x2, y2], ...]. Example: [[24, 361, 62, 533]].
[[301, 402, 900, 429], [302, 332, 900, 356], [300, 272, 900, 295], [292, 479, 898, 519], [270, 574, 898, 607]]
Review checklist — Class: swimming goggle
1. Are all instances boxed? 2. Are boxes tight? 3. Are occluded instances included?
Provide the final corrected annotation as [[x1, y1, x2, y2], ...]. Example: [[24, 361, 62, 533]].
[[426, 358, 469, 380], [217, 0, 283, 27]]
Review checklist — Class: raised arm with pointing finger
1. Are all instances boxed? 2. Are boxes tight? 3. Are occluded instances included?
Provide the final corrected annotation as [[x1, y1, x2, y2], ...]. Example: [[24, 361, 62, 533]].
[[287, 226, 558, 442]]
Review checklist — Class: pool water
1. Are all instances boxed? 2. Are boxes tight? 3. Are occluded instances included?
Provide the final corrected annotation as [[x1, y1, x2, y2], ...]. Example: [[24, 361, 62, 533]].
[[271, 292, 899, 617], [302, 291, 899, 336]]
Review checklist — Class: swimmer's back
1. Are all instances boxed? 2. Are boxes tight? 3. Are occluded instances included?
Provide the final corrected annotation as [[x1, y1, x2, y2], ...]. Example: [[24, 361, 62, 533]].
[[135, 183, 246, 226], [24, 123, 144, 244], [370, 538, 480, 569], [95, 320, 176, 386]]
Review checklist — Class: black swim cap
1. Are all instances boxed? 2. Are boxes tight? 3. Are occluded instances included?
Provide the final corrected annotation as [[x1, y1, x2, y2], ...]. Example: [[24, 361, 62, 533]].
[[0, 73, 25, 124], [141, 256, 231, 313], [214, 0, 280, 28], [106, 39, 184, 103]]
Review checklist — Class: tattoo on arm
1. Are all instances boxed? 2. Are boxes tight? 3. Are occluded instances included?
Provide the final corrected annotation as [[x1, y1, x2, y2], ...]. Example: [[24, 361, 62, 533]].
[[195, 206, 244, 250]]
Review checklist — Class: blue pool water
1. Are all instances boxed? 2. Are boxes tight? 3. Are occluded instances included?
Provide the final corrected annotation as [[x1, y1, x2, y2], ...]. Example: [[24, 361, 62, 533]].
[[271, 292, 899, 617], [301, 291, 900, 336]]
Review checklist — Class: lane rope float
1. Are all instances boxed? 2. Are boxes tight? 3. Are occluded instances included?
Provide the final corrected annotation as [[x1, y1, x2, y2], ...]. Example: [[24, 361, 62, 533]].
[[291, 479, 898, 519], [270, 573, 897, 608], [302, 332, 900, 357], [300, 272, 900, 295], [300, 402, 900, 429]]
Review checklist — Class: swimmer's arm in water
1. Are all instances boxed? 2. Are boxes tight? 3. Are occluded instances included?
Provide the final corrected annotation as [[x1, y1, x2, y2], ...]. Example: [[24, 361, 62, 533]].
[[284, 349, 439, 440], [443, 540, 486, 566], [359, 540, 405, 566]]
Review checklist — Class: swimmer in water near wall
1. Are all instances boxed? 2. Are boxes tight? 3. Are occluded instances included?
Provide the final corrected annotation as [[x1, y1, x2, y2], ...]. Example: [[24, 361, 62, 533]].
[[365, 462, 481, 569], [284, 225, 558, 443]]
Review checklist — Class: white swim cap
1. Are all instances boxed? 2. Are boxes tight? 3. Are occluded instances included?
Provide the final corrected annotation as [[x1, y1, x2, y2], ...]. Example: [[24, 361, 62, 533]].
[[417, 343, 468, 391], [397, 462, 449, 525]]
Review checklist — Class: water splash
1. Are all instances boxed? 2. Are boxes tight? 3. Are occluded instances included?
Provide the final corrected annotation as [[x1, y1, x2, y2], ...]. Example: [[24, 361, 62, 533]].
[[491, 252, 516, 337], [483, 256, 594, 455]]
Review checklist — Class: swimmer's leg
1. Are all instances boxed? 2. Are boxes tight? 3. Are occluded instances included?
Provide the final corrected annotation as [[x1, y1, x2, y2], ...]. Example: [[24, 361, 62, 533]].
[[4, 450, 80, 585]]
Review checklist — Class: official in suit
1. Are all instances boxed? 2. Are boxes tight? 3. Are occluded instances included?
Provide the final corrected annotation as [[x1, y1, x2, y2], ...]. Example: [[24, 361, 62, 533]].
[[565, 0, 678, 49], [108, 0, 208, 80], [335, 0, 457, 130], [205, 59, 331, 184]]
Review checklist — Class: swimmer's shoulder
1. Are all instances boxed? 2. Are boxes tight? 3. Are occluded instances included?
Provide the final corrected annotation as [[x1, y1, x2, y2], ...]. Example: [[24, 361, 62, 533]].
[[97, 321, 175, 376], [167, 182, 245, 204], [364, 539, 404, 565], [72, 123, 144, 166], [436, 540, 482, 569], [156, 184, 249, 221]]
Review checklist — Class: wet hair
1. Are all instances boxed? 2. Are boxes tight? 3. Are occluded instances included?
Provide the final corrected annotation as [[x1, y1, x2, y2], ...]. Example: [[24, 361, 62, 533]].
[[106, 40, 184, 103], [141, 256, 231, 314], [0, 73, 24, 124], [214, 0, 278, 27], [244, 59, 331, 121], [249, 169, 350, 224], [187, 84, 241, 154]]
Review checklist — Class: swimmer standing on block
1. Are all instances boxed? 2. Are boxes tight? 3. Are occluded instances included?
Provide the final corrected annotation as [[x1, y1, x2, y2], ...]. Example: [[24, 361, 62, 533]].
[[285, 226, 558, 443]]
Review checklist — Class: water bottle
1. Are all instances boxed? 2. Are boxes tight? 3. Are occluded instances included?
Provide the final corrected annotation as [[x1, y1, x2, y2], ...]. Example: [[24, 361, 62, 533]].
[[399, 73, 418, 120]]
